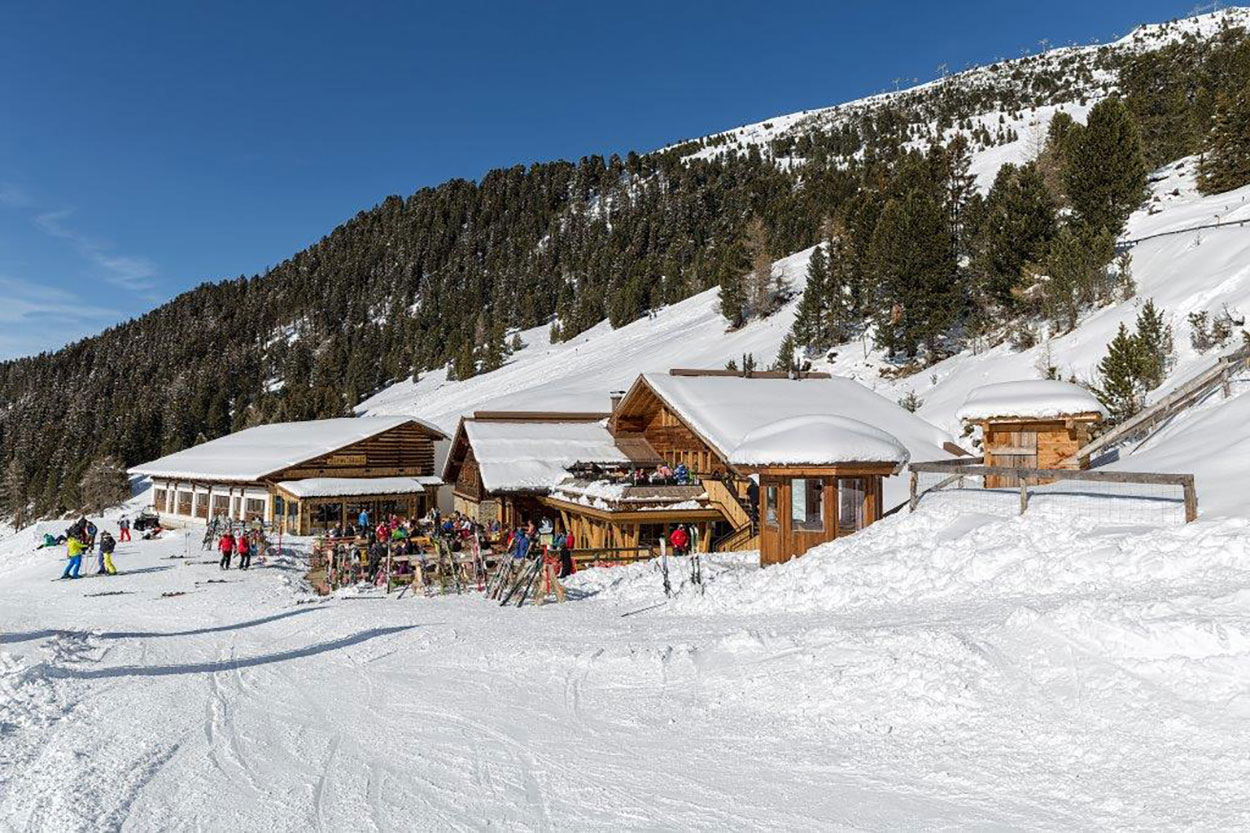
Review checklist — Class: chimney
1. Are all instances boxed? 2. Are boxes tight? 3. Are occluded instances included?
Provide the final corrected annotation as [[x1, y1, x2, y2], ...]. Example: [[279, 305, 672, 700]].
[[609, 390, 625, 413]]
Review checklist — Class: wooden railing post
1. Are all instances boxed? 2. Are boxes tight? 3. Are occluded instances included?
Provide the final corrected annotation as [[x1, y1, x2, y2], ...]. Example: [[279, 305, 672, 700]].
[[1183, 476, 1198, 523], [909, 471, 918, 512], [1018, 478, 1029, 515]]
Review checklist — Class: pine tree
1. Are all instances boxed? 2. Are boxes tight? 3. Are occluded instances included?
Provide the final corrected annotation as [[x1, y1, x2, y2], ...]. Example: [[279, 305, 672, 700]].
[[1198, 81, 1250, 195], [1134, 299, 1172, 390], [792, 244, 829, 351], [78, 456, 130, 515], [744, 217, 775, 317], [1064, 98, 1147, 235], [720, 240, 745, 327], [1096, 323, 1147, 424], [772, 334, 796, 372], [3, 457, 27, 527], [971, 162, 1057, 306], [869, 190, 958, 359]]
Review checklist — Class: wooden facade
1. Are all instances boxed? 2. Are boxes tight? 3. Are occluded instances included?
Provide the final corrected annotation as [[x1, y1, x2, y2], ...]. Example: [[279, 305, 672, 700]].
[[612, 384, 729, 476], [754, 466, 888, 565], [974, 413, 1101, 488]]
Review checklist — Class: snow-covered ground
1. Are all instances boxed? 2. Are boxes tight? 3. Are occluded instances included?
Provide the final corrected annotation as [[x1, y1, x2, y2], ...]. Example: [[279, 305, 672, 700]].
[[4, 496, 1250, 830]]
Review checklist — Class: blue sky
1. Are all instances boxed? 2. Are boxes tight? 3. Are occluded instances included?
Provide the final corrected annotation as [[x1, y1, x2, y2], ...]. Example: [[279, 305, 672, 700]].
[[0, 0, 1194, 359]]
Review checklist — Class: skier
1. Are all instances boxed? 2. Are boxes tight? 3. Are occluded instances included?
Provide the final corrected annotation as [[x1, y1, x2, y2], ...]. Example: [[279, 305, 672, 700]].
[[83, 519, 98, 549], [236, 533, 252, 570], [218, 530, 235, 570], [97, 530, 118, 575], [557, 532, 575, 579], [60, 535, 85, 579], [669, 524, 690, 556], [118, 516, 131, 542]]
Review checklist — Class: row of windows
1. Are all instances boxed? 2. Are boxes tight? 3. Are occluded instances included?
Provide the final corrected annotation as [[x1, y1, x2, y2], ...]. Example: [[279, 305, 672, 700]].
[[157, 488, 267, 520], [763, 478, 868, 535]]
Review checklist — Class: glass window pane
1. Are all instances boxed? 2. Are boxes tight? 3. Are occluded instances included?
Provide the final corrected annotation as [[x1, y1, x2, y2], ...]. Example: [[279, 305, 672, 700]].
[[838, 478, 866, 534], [792, 478, 823, 531], [765, 484, 779, 527]]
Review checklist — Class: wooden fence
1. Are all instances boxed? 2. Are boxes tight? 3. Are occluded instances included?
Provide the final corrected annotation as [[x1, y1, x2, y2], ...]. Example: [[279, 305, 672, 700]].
[[908, 459, 1198, 522]]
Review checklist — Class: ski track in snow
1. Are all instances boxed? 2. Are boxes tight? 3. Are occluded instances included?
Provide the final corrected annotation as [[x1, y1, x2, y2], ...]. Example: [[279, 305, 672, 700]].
[[4, 497, 1250, 830]]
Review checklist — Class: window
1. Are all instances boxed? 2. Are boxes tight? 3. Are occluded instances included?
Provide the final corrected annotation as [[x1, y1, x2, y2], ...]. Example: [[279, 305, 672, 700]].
[[177, 491, 193, 515], [231, 497, 241, 518], [212, 495, 229, 517], [154, 489, 166, 511], [273, 496, 285, 518], [194, 494, 209, 518], [244, 498, 265, 521], [838, 478, 867, 534], [764, 484, 779, 528], [791, 478, 823, 532]]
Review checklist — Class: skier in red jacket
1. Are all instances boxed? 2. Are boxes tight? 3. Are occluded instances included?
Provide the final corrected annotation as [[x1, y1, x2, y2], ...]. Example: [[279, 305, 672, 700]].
[[236, 534, 252, 570], [218, 532, 235, 570], [669, 525, 690, 556]]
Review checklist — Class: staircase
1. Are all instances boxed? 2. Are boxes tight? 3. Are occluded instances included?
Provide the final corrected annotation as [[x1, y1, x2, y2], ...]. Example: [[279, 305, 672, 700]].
[[1068, 345, 1250, 465], [703, 475, 759, 552]]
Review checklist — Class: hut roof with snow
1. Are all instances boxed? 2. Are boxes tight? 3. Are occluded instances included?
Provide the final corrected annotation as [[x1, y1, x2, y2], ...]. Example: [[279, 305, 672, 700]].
[[612, 371, 954, 470], [130, 416, 447, 483], [956, 380, 1107, 423], [442, 413, 662, 496]]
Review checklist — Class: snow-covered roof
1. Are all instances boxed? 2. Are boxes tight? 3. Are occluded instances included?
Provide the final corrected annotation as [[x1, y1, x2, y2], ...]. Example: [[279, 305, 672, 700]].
[[729, 415, 909, 467], [632, 373, 954, 466], [460, 420, 634, 493], [956, 380, 1107, 422], [275, 476, 443, 499], [130, 416, 445, 482]]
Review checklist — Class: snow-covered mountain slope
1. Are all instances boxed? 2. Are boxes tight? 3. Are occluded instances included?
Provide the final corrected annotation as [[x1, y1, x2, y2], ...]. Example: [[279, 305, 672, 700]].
[[664, 8, 1250, 173], [360, 155, 1250, 518]]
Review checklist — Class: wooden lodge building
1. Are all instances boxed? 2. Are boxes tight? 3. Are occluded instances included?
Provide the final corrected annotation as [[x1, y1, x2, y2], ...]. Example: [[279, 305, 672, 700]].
[[444, 370, 956, 564], [442, 411, 665, 528], [956, 380, 1106, 488], [129, 416, 447, 534]]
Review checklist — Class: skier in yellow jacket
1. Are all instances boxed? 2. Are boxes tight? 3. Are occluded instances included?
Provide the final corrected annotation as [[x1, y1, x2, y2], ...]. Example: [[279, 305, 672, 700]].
[[60, 535, 85, 579]]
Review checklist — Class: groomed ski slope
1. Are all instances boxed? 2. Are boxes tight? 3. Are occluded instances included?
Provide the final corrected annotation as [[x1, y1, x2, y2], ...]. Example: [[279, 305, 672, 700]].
[[3, 496, 1250, 830]]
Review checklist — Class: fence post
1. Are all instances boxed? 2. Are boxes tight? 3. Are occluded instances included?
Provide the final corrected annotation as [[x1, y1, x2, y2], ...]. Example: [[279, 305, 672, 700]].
[[1018, 478, 1029, 515], [909, 471, 918, 512], [1183, 476, 1198, 523]]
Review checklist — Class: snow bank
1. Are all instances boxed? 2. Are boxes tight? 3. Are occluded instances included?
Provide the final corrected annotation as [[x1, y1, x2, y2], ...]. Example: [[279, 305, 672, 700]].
[[573, 498, 1250, 618], [956, 380, 1107, 422], [728, 414, 908, 466]]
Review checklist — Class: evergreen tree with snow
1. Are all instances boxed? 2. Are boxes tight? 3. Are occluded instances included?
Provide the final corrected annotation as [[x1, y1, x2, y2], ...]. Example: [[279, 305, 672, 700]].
[[79, 456, 130, 515], [1198, 82, 1250, 195], [772, 334, 796, 372], [1064, 98, 1147, 236], [971, 162, 1058, 307], [869, 190, 959, 360], [792, 244, 829, 352], [1134, 299, 1173, 390], [1096, 323, 1146, 424]]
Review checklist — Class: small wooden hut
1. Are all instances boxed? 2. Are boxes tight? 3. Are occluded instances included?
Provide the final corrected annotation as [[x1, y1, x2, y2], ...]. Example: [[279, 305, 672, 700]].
[[727, 415, 906, 565], [956, 380, 1106, 487]]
